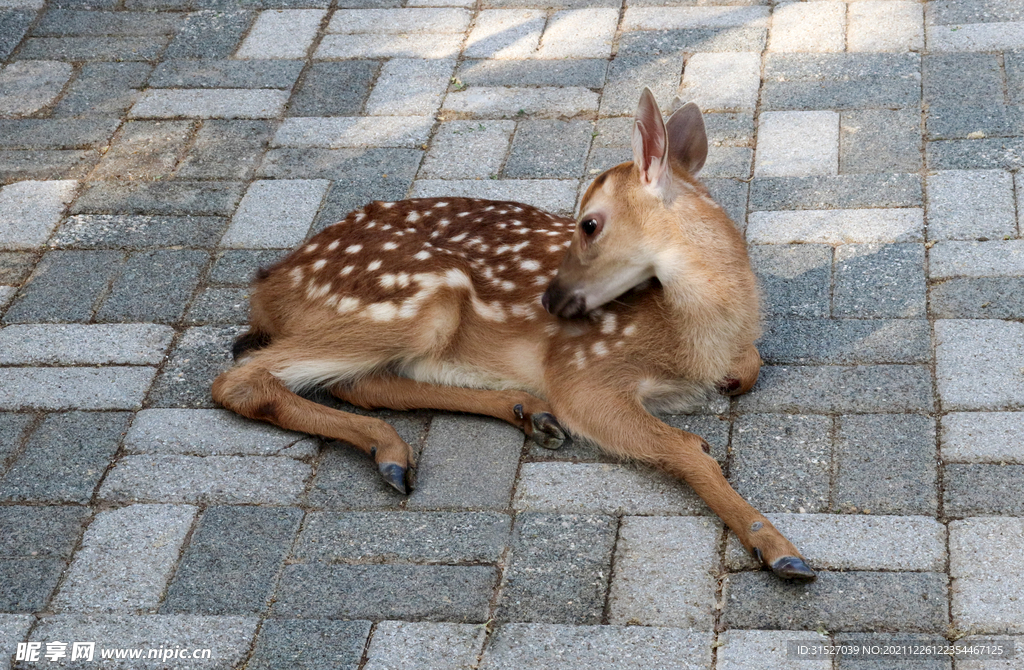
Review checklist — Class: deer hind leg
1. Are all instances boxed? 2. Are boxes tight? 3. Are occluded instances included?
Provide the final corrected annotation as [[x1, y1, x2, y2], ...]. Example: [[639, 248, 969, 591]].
[[717, 343, 762, 396], [331, 374, 568, 450], [547, 379, 815, 582], [211, 350, 417, 493]]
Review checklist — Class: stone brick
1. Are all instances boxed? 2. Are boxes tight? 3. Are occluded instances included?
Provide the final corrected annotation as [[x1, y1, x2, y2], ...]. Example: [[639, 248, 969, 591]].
[[941, 412, 1024, 464], [834, 243, 926, 318], [0, 60, 72, 116], [840, 109, 922, 174], [762, 53, 921, 111], [658, 414, 730, 463], [834, 633, 952, 670], [53, 214, 227, 249], [272, 564, 496, 621], [33, 9, 181, 36], [747, 209, 924, 244], [725, 513, 946, 572], [419, 120, 515, 179], [100, 454, 311, 504], [151, 59, 302, 89], [929, 240, 1024, 278], [130, 89, 290, 119], [364, 621, 485, 670], [125, 409, 315, 457], [722, 571, 949, 633], [618, 27, 768, 57], [235, 9, 326, 59], [496, 513, 616, 624], [0, 149, 95, 182], [701, 146, 751, 179], [950, 517, 1024, 634], [622, 6, 768, 31], [16, 35, 170, 60], [759, 319, 931, 365], [928, 21, 1024, 52], [72, 180, 245, 216], [608, 516, 719, 629], [465, 9, 545, 59], [848, 1, 923, 52], [480, 624, 713, 670], [935, 319, 1024, 411], [536, 8, 618, 59], [210, 249, 286, 286], [768, 1, 845, 53], [221, 179, 329, 248], [505, 120, 592, 179], [411, 180, 578, 216], [0, 180, 78, 251], [53, 62, 150, 118], [286, 61, 378, 116], [925, 55, 1002, 109], [0, 324, 172, 366], [945, 463, 1024, 517], [932, 275, 1024, 320], [274, 116, 433, 149], [749, 244, 832, 318], [599, 54, 682, 118], [928, 0, 1024, 25], [296, 511, 510, 563], [2, 250, 122, 324], [0, 119, 120, 150], [717, 630, 830, 670], [705, 178, 749, 228], [0, 615, 33, 667], [457, 58, 607, 89], [316, 33, 462, 59], [749, 174, 922, 211], [755, 111, 838, 177], [96, 249, 208, 323], [737, 365, 934, 413], [147, 325, 242, 408], [927, 136, 1024, 171], [178, 120, 273, 180], [0, 412, 31, 465], [0, 367, 155, 411], [927, 170, 1016, 241], [52, 504, 197, 613], [259, 147, 421, 182], [514, 462, 709, 515], [163, 506, 302, 614], [730, 414, 831, 514], [834, 414, 938, 515], [164, 9, 254, 59], [249, 620, 370, 670], [327, 7, 471, 33], [0, 505, 89, 561], [365, 58, 455, 116], [679, 52, 760, 112], [185, 287, 249, 324], [926, 104, 1023, 141], [443, 86, 599, 118], [0, 9, 32, 60]]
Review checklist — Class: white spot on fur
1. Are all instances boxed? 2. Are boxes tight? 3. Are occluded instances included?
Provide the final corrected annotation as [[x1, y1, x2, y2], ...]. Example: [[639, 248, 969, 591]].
[[501, 280, 516, 291], [290, 267, 303, 286], [573, 349, 586, 369], [396, 272, 411, 288], [472, 296, 505, 321], [520, 259, 540, 272], [548, 244, 563, 253], [368, 260, 382, 271], [381, 224, 392, 231], [380, 201, 395, 208], [533, 275, 548, 286], [435, 201, 448, 208], [512, 241, 529, 252], [458, 212, 470, 217], [382, 241, 398, 251], [623, 324, 637, 337], [354, 211, 366, 222], [443, 269, 472, 290], [303, 244, 317, 253], [345, 244, 362, 254], [600, 312, 617, 335], [312, 259, 327, 272], [367, 302, 397, 321], [413, 250, 431, 261], [306, 283, 330, 300], [451, 232, 467, 243], [438, 218, 450, 227], [327, 240, 339, 251], [591, 341, 609, 357], [495, 245, 511, 255], [337, 296, 359, 313], [407, 211, 420, 222], [340, 265, 354, 276], [379, 274, 396, 290]]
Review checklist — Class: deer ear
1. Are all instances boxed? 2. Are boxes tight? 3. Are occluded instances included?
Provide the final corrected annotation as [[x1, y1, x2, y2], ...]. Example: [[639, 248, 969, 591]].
[[631, 87, 670, 188], [665, 101, 708, 176]]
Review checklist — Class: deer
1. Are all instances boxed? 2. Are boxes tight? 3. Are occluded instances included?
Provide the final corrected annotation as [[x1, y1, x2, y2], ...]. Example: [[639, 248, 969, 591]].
[[212, 88, 816, 582]]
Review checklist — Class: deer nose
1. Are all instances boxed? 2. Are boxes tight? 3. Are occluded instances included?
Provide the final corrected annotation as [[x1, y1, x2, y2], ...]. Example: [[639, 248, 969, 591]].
[[542, 283, 587, 318]]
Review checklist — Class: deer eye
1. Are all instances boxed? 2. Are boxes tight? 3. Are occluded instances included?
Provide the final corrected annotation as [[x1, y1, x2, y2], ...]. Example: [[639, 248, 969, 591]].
[[581, 219, 598, 236]]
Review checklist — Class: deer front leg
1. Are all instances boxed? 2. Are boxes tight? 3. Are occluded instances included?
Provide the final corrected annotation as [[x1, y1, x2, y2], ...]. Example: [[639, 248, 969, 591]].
[[548, 381, 815, 582], [331, 374, 568, 450]]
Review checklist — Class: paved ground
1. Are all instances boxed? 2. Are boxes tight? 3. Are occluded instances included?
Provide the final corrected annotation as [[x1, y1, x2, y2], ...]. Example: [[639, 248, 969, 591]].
[[1, 0, 1024, 668]]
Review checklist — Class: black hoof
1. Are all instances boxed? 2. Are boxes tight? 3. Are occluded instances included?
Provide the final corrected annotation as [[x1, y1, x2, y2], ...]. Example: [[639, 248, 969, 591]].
[[378, 462, 412, 494], [771, 556, 817, 582], [717, 377, 742, 395], [530, 412, 568, 450]]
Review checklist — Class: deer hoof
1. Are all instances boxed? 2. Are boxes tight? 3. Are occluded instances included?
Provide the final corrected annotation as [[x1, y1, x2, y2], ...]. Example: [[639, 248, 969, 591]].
[[531, 412, 568, 450], [770, 556, 817, 582], [716, 377, 742, 395], [378, 462, 412, 494]]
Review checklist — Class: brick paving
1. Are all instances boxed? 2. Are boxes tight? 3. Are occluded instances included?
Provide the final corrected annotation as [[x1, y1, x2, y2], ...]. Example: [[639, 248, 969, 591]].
[[1, 0, 1023, 668]]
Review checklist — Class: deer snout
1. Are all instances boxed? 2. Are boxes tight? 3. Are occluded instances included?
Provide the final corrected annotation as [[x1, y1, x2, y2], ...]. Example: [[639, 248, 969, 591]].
[[542, 280, 588, 319]]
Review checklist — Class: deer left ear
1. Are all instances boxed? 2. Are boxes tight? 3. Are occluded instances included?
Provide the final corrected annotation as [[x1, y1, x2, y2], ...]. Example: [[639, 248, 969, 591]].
[[631, 87, 670, 190], [665, 101, 708, 176]]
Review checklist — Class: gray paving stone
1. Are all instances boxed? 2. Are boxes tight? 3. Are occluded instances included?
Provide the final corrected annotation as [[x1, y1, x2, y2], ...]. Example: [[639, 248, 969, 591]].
[[235, 9, 326, 59], [0, 10, 32, 60], [834, 633, 951, 670], [700, 146, 752, 179], [514, 462, 710, 515], [944, 464, 1024, 517], [927, 136, 1024, 171], [33, 9, 181, 36], [730, 414, 831, 514], [749, 173, 922, 211], [725, 513, 946, 572], [0, 60, 72, 116], [928, 0, 1024, 25], [95, 249, 207, 323], [410, 180, 578, 216], [163, 506, 302, 614], [657, 414, 730, 464], [608, 515, 719, 629], [768, 0, 844, 53], [0, 557, 64, 613], [737, 365, 935, 413], [600, 54, 683, 118], [408, 415, 522, 510], [618, 27, 768, 57], [249, 619, 371, 670], [419, 120, 515, 180], [178, 120, 273, 180], [747, 209, 924, 245], [296, 511, 510, 563], [925, 104, 1024, 141], [53, 214, 227, 249], [762, 53, 921, 111], [759, 319, 931, 365], [0, 367, 156, 411], [28, 614, 258, 670], [317, 33, 460, 61], [923, 53, 1003, 107], [755, 111, 838, 178], [834, 414, 938, 515], [0, 324, 173, 366], [456, 59, 607, 88], [126, 409, 315, 457], [927, 21, 1024, 52], [840, 109, 921, 174], [152, 59, 301, 89], [848, 1, 924, 54], [147, 325, 243, 408], [0, 149, 95, 182], [0, 180, 78, 251], [465, 9, 544, 59], [130, 89, 289, 119], [0, 119, 120, 150], [210, 249, 287, 286], [0, 506, 88, 563], [935, 319, 1024, 411], [164, 9, 254, 59], [365, 58, 454, 117], [287, 61, 378, 117], [185, 287, 251, 324], [52, 62, 151, 118], [950, 517, 1024, 634], [479, 624, 713, 670], [99, 454, 311, 504], [717, 630, 830, 670], [0, 286, 14, 312], [749, 244, 832, 318], [364, 621, 485, 670], [0, 614, 33, 670], [941, 412, 1024, 464], [16, 35, 170, 60], [679, 51, 761, 112], [955, 637, 1024, 670], [927, 170, 1016, 241], [328, 7, 470, 33], [704, 178, 749, 229], [0, 412, 31, 466], [929, 240, 1024, 279], [272, 564, 496, 621], [72, 180, 245, 216], [535, 8, 618, 59], [313, 164, 420, 232], [505, 120, 592, 179], [496, 513, 616, 624], [722, 571, 949, 632], [52, 504, 197, 613], [443, 87, 599, 118], [834, 243, 926, 318], [221, 179, 329, 248], [274, 116, 433, 149], [2, 250, 123, 323]]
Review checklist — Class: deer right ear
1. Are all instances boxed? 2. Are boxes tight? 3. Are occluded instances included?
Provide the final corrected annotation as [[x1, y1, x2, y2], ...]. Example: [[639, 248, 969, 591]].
[[665, 101, 708, 176], [631, 87, 670, 190]]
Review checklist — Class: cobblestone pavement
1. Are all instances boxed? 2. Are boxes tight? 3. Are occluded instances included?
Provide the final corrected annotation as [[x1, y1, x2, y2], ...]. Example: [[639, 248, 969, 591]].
[[1, 0, 1024, 668]]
